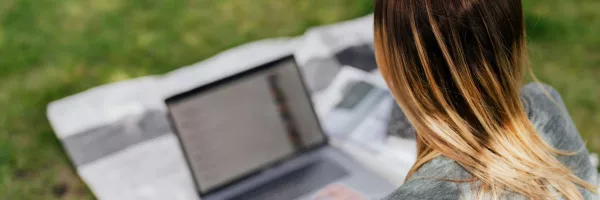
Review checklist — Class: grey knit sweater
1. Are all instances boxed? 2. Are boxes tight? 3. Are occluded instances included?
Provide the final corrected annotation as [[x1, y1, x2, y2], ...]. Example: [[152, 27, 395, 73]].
[[385, 83, 599, 200]]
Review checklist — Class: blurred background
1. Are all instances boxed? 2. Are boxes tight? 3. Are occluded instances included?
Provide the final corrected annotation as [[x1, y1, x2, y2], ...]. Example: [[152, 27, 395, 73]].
[[0, 0, 598, 199]]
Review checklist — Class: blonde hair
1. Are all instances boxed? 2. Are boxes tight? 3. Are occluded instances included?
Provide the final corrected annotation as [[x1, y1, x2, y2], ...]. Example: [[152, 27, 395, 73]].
[[373, 0, 597, 199]]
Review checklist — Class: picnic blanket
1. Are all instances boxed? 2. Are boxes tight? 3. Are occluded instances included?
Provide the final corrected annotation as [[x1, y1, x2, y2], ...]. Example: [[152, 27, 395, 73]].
[[47, 14, 393, 200]]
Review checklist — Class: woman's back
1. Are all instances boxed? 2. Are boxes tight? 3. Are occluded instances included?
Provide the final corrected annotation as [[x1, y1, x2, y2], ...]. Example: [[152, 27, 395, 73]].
[[385, 83, 598, 199], [373, 0, 598, 198]]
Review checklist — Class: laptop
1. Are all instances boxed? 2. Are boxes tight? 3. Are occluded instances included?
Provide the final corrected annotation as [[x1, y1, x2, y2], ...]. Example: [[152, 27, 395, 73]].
[[165, 55, 395, 200]]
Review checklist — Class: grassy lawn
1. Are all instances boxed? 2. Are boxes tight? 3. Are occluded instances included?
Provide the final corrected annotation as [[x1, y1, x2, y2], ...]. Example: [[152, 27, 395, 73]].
[[523, 0, 600, 155], [0, 0, 597, 199]]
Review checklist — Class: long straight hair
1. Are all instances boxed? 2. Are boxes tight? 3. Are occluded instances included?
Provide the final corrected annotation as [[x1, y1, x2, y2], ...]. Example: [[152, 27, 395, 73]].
[[374, 0, 596, 199]]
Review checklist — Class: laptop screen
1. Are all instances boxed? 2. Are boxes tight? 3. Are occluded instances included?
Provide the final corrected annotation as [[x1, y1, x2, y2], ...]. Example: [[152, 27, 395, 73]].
[[166, 56, 326, 194]]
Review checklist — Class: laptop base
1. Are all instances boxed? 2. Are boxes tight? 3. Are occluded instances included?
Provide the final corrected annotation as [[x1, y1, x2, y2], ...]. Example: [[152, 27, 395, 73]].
[[229, 158, 348, 200]]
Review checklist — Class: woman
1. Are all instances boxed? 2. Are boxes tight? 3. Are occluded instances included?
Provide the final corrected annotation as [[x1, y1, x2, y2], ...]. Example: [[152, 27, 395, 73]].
[[374, 0, 598, 199]]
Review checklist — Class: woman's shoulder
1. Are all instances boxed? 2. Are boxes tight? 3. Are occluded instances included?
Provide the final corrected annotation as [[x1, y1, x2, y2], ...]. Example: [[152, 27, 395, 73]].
[[520, 83, 597, 194], [384, 180, 460, 200], [520, 82, 565, 121], [519, 82, 585, 151], [385, 83, 596, 200], [384, 155, 532, 200], [383, 157, 527, 199], [384, 157, 470, 200]]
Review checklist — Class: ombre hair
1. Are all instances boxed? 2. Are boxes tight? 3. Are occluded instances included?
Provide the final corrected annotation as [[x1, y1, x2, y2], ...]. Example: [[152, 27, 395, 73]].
[[374, 0, 597, 199]]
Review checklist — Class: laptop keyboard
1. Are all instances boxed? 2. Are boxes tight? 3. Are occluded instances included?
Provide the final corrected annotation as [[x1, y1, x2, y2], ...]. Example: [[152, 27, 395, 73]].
[[228, 158, 348, 200]]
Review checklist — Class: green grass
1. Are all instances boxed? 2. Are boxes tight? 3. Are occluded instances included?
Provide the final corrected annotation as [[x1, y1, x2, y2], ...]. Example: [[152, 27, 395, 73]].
[[523, 0, 600, 156], [0, 0, 598, 199], [0, 0, 374, 199]]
